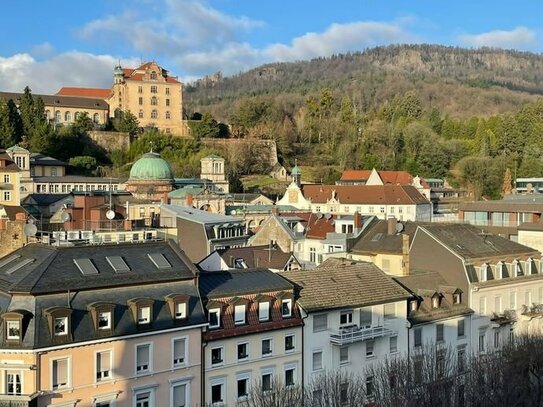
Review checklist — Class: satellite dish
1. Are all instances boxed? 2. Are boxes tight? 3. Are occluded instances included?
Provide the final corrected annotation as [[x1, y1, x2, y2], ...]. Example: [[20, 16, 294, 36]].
[[106, 210, 116, 220], [325, 213, 332, 220], [330, 220, 335, 226], [27, 219, 34, 224], [23, 223, 37, 237], [396, 222, 405, 233], [317, 212, 323, 219], [60, 212, 71, 222], [230, 210, 237, 215]]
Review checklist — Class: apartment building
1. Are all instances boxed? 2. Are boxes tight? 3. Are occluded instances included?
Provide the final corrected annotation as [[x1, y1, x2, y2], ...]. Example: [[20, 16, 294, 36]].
[[199, 269, 303, 406], [284, 258, 411, 399], [0, 240, 206, 407]]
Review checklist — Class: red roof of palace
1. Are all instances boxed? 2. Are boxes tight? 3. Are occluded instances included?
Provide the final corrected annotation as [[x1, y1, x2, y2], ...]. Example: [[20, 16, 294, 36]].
[[56, 87, 111, 99]]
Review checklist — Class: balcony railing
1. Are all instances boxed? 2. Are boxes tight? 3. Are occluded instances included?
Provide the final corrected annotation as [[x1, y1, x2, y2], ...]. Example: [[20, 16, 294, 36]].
[[0, 393, 39, 407], [330, 324, 395, 345]]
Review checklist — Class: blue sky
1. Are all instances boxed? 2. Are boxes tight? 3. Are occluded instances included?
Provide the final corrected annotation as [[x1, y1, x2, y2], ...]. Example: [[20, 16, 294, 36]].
[[1, 0, 542, 93]]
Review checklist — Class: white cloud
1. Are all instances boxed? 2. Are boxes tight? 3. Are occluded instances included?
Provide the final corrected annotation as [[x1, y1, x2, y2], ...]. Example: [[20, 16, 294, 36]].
[[264, 21, 414, 62], [458, 26, 537, 49], [0, 52, 139, 94]]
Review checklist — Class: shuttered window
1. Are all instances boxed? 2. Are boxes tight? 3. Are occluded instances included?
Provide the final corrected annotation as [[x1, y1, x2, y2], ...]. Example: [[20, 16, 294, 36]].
[[173, 339, 186, 367]]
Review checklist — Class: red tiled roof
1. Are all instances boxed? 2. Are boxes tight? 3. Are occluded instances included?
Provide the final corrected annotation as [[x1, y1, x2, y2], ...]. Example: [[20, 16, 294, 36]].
[[340, 170, 371, 181], [286, 212, 336, 240], [340, 169, 430, 188], [122, 65, 180, 83], [56, 87, 111, 99], [302, 184, 430, 205]]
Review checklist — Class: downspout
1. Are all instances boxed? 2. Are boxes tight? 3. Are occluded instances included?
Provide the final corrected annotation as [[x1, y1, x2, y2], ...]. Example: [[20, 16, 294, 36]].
[[300, 307, 308, 405], [201, 333, 207, 407]]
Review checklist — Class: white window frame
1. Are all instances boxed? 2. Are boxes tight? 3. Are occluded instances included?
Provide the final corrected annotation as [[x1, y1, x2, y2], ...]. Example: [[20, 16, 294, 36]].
[[261, 337, 273, 357], [261, 367, 275, 392], [209, 377, 226, 406], [281, 299, 292, 317], [170, 378, 191, 407], [237, 341, 249, 361], [510, 291, 517, 309], [175, 302, 187, 320], [6, 320, 21, 340], [284, 333, 295, 353], [389, 335, 398, 353], [366, 340, 375, 358], [98, 311, 111, 330], [340, 310, 353, 326], [340, 346, 349, 364], [133, 385, 157, 407], [235, 372, 251, 401], [54, 316, 68, 336], [234, 304, 246, 325], [209, 308, 221, 328], [51, 356, 71, 390], [95, 349, 113, 383], [137, 306, 151, 325], [312, 349, 323, 372], [313, 313, 328, 332], [211, 345, 224, 367], [135, 342, 153, 375], [284, 362, 297, 387], [172, 336, 188, 369]]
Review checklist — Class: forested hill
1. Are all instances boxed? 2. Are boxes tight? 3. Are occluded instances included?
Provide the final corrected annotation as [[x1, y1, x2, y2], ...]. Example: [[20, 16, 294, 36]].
[[185, 44, 543, 120]]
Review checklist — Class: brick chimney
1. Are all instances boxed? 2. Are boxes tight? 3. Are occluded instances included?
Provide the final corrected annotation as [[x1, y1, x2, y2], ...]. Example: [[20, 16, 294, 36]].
[[186, 193, 193, 207], [271, 206, 279, 215], [402, 233, 410, 276], [387, 217, 397, 235], [353, 211, 362, 230]]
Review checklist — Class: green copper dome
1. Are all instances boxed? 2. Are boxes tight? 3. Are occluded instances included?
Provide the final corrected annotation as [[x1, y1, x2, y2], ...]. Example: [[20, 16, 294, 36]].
[[291, 165, 301, 175], [129, 152, 174, 181]]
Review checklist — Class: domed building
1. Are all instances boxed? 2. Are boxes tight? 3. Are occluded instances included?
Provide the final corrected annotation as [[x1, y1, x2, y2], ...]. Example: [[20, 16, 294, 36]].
[[126, 151, 175, 201]]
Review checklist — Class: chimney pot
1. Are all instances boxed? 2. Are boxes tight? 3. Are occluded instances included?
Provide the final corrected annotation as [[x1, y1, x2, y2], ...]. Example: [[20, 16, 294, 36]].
[[387, 217, 396, 235]]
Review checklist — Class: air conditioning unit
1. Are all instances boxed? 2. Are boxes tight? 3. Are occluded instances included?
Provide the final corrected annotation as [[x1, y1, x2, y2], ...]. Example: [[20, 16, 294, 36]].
[[67, 231, 80, 240]]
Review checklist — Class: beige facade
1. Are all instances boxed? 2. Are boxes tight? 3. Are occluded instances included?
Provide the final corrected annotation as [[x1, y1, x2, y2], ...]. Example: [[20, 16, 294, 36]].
[[110, 62, 189, 136], [45, 106, 109, 127], [200, 156, 229, 193]]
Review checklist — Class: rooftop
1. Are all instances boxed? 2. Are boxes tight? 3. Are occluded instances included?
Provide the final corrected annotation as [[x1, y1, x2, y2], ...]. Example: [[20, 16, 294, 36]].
[[0, 91, 109, 110], [218, 245, 296, 270], [302, 184, 430, 205], [161, 204, 243, 225]]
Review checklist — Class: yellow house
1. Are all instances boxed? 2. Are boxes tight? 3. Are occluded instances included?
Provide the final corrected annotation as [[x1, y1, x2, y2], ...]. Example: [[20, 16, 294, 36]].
[[0, 151, 21, 206]]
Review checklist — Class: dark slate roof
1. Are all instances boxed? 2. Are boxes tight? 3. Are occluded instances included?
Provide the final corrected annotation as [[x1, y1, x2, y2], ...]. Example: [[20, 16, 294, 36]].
[[2, 281, 205, 349], [22, 194, 70, 205], [32, 176, 123, 183], [199, 269, 294, 298], [218, 246, 297, 270], [420, 223, 540, 260], [0, 240, 197, 294], [351, 219, 422, 255], [284, 258, 411, 312], [30, 153, 67, 167]]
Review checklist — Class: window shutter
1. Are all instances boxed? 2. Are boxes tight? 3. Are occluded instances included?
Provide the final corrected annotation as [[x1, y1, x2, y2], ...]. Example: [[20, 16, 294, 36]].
[[173, 384, 186, 407], [259, 302, 269, 320], [137, 345, 149, 366], [174, 339, 185, 363], [55, 359, 68, 386], [98, 351, 111, 372], [313, 314, 328, 332], [234, 305, 245, 324]]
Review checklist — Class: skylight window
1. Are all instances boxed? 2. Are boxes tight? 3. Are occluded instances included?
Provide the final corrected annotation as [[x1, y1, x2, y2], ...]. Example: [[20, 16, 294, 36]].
[[106, 256, 130, 273], [371, 233, 383, 242], [147, 253, 171, 269], [73, 258, 99, 275], [0, 254, 21, 269], [5, 258, 34, 275]]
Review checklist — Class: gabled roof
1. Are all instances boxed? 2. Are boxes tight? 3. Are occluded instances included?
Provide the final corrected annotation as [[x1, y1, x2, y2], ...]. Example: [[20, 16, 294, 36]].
[[56, 87, 112, 99], [122, 63, 180, 83], [199, 269, 293, 298], [340, 169, 430, 187], [161, 204, 243, 225], [218, 245, 297, 270], [302, 184, 430, 205], [22, 194, 70, 205], [30, 153, 67, 167], [0, 91, 109, 110], [284, 258, 411, 312], [0, 205, 28, 220], [289, 212, 337, 240], [419, 223, 540, 261], [0, 240, 197, 294], [351, 219, 422, 255]]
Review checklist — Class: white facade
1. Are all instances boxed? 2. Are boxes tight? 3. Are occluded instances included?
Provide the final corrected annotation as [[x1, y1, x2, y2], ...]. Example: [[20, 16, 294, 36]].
[[309, 200, 431, 222], [301, 300, 408, 386]]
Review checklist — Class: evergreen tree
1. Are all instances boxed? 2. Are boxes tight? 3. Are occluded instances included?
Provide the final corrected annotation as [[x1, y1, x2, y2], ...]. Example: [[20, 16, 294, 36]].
[[0, 99, 23, 147]]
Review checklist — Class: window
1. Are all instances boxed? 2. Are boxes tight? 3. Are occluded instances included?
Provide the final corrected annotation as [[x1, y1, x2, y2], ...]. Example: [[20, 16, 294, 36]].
[[55, 110, 61, 122], [457, 347, 466, 373], [98, 312, 111, 330], [51, 167, 57, 177], [3, 174, 9, 183], [312, 350, 323, 371], [211, 347, 223, 366], [285, 334, 295, 352], [436, 324, 444, 342], [150, 71, 157, 80], [282, 299, 292, 317], [172, 383, 187, 407], [510, 292, 517, 309], [384, 303, 396, 319], [96, 350, 112, 381], [139, 97, 143, 105], [366, 375, 375, 398], [360, 308, 372, 328], [262, 338, 272, 356], [453, 292, 462, 304], [262, 371, 273, 392], [175, 302, 187, 320], [237, 342, 248, 360], [151, 96, 157, 105], [495, 296, 502, 313], [52, 358, 69, 389], [136, 343, 151, 373], [234, 304, 246, 325], [166, 111, 171, 119], [340, 346, 349, 364], [494, 331, 500, 348], [366, 340, 375, 358], [209, 308, 220, 328], [138, 306, 151, 324], [139, 110, 144, 118], [280, 367, 293, 389], [64, 111, 71, 122], [237, 377, 249, 400], [309, 247, 316, 263], [150, 85, 157, 93], [54, 316, 68, 336], [390, 336, 398, 353], [432, 295, 440, 308], [478, 332, 485, 353], [173, 338, 186, 367], [437, 349, 445, 378], [414, 328, 422, 347], [3, 191, 11, 201], [6, 372, 21, 395], [151, 110, 158, 119], [457, 319, 465, 337], [258, 302, 270, 321], [166, 98, 170, 106], [93, 113, 99, 123], [313, 314, 327, 332], [211, 382, 224, 405], [138, 86, 143, 93], [479, 297, 486, 314], [166, 87, 170, 95], [6, 320, 20, 340], [526, 290, 532, 307], [340, 310, 353, 325]]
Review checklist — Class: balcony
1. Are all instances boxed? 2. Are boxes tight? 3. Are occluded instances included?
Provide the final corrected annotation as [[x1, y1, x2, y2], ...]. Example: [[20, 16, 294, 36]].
[[0, 393, 39, 407], [329, 324, 395, 346]]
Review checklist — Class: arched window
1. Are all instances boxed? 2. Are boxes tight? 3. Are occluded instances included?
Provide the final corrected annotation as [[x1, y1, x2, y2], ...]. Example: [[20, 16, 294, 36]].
[[93, 113, 99, 123], [55, 111, 61, 123], [45, 110, 51, 119], [74, 112, 80, 121], [139, 110, 144, 119], [150, 71, 157, 80], [165, 111, 171, 119], [151, 110, 158, 119], [151, 96, 157, 105], [64, 111, 71, 122]]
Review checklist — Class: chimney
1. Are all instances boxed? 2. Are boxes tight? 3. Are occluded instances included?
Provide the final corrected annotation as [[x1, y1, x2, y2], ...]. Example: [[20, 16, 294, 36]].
[[353, 211, 362, 230], [387, 217, 396, 235], [402, 233, 410, 276], [186, 193, 193, 207], [15, 212, 26, 221], [271, 206, 279, 215]]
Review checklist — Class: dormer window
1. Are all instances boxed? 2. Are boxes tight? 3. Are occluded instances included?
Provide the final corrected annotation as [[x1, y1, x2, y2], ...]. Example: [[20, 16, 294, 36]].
[[209, 308, 220, 328], [6, 320, 20, 340], [282, 299, 292, 318], [234, 305, 246, 325], [432, 295, 440, 309], [165, 294, 189, 321], [87, 302, 115, 335], [98, 312, 111, 330], [127, 298, 154, 327], [410, 300, 419, 312], [513, 260, 523, 277], [496, 261, 505, 279], [175, 302, 187, 319], [453, 293, 462, 305], [54, 317, 68, 336], [259, 301, 270, 321], [2, 311, 27, 345]]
